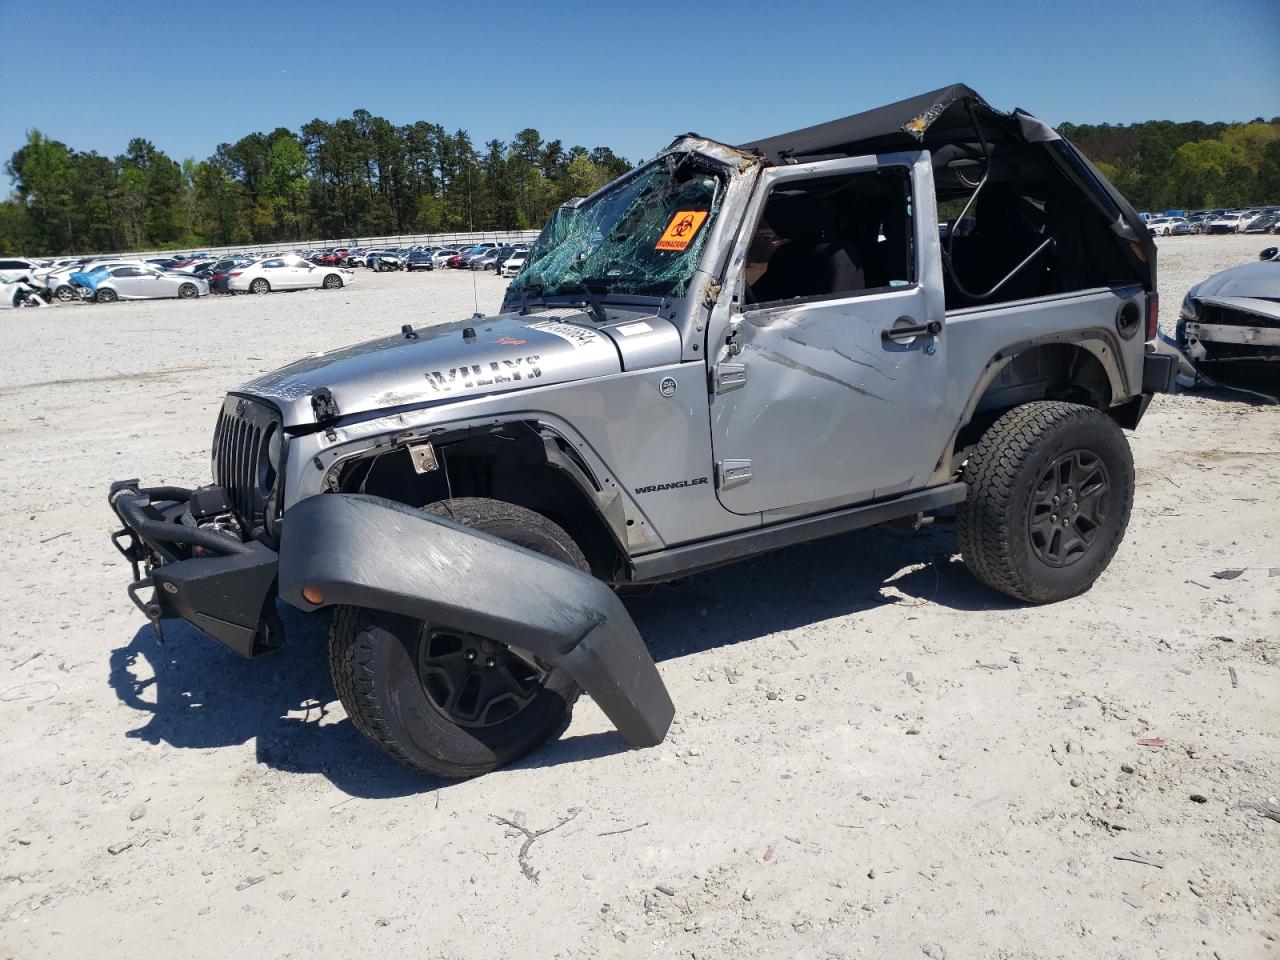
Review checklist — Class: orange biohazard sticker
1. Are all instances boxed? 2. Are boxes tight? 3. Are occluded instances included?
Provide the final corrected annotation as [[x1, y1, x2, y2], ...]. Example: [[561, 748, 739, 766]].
[[655, 210, 709, 251]]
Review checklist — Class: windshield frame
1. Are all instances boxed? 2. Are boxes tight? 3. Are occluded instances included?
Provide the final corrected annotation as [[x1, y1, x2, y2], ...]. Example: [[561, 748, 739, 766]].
[[508, 150, 730, 305]]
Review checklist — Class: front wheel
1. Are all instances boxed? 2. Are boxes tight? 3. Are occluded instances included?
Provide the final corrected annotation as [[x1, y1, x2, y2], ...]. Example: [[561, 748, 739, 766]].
[[956, 401, 1134, 603], [328, 498, 589, 778], [178, 283, 198, 299], [323, 273, 342, 289]]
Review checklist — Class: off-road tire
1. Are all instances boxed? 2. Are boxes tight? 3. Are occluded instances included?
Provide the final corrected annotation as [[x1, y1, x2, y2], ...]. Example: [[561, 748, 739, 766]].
[[250, 278, 270, 294], [956, 401, 1134, 603], [323, 273, 342, 289], [329, 498, 588, 778], [96, 288, 118, 304]]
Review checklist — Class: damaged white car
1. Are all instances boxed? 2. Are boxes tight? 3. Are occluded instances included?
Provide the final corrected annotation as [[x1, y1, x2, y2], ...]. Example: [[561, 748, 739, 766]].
[[1177, 247, 1280, 368]]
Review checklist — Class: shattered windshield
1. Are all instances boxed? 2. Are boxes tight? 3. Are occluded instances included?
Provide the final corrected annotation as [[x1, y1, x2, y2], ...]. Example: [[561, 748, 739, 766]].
[[510, 152, 725, 299]]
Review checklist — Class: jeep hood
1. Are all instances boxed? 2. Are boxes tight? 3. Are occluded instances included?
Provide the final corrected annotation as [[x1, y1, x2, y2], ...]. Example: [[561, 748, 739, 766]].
[[241, 311, 622, 427]]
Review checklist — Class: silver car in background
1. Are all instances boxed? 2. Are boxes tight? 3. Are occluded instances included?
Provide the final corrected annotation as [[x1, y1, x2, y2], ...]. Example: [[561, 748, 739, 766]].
[[89, 265, 209, 303]]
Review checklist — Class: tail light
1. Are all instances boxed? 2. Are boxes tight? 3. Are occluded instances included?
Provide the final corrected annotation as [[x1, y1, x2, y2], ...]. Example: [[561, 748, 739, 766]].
[[229, 271, 242, 278], [1146, 292, 1159, 340]]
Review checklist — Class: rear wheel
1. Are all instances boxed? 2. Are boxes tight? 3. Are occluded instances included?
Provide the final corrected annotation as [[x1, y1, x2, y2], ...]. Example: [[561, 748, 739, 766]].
[[178, 283, 198, 299], [96, 288, 118, 304], [329, 497, 589, 778], [54, 285, 76, 302], [250, 278, 270, 294], [956, 401, 1134, 603], [323, 273, 342, 289]]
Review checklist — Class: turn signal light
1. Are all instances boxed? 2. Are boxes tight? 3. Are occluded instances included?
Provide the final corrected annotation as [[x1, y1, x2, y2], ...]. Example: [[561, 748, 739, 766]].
[[301, 585, 325, 605]]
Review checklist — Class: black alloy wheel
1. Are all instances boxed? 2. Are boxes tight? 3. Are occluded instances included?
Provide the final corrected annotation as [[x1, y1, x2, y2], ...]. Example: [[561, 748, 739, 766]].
[[416, 627, 547, 728], [1027, 448, 1111, 567]]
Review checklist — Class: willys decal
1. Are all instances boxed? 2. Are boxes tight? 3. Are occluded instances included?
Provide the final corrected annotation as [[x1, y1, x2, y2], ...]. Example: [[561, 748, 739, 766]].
[[425, 356, 542, 392]]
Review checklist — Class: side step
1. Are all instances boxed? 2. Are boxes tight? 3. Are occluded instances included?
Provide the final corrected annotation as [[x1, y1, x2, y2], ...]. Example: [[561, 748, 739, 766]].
[[629, 482, 967, 583]]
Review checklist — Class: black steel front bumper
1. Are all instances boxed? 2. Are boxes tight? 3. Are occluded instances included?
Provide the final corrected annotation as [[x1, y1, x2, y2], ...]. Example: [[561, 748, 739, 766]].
[[108, 485, 675, 748], [107, 481, 283, 657]]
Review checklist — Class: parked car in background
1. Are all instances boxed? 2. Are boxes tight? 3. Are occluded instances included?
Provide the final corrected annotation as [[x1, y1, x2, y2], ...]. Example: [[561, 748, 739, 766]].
[[471, 246, 512, 270], [1146, 217, 1171, 235], [457, 247, 492, 268], [1244, 212, 1279, 234], [1206, 212, 1249, 234], [206, 257, 255, 293], [500, 248, 528, 277], [405, 251, 435, 271], [0, 277, 50, 307], [1185, 213, 1211, 234], [1177, 245, 1280, 367], [428, 248, 459, 269], [368, 250, 406, 272], [0, 257, 41, 282], [227, 256, 354, 294], [75, 264, 209, 303], [1170, 219, 1196, 236]]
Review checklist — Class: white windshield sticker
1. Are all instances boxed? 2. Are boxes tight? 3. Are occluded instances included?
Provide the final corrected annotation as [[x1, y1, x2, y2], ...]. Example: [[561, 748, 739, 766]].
[[529, 321, 598, 349], [614, 321, 653, 337]]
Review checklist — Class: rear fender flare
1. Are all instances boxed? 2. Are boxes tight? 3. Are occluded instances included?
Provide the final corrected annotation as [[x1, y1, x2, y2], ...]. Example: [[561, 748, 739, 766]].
[[929, 329, 1130, 483]]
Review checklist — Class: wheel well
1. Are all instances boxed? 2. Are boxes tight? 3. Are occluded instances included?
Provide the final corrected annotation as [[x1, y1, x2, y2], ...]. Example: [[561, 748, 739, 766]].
[[333, 421, 626, 580], [954, 343, 1114, 460]]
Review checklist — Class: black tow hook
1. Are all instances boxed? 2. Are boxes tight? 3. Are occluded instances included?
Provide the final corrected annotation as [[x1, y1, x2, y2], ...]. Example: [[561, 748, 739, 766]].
[[144, 602, 166, 645]]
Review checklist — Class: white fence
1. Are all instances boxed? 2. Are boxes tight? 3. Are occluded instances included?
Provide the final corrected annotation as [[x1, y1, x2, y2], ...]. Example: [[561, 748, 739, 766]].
[[94, 229, 543, 261]]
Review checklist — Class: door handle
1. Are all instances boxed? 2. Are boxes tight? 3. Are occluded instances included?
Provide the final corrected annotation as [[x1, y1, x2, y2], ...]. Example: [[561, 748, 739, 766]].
[[881, 319, 942, 341]]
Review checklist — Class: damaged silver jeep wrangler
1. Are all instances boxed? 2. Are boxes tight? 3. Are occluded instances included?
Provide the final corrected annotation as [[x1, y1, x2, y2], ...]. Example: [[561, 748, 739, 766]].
[[110, 85, 1176, 778]]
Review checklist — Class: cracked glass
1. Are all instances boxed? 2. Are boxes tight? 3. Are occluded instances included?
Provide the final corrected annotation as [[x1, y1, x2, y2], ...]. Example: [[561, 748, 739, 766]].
[[510, 153, 725, 300]]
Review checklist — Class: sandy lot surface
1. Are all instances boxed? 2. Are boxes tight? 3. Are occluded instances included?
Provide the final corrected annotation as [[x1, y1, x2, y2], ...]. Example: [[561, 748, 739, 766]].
[[1, 237, 1276, 959]]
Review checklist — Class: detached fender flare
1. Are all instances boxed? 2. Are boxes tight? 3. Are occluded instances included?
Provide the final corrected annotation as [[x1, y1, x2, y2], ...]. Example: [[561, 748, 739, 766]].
[[277, 493, 674, 747]]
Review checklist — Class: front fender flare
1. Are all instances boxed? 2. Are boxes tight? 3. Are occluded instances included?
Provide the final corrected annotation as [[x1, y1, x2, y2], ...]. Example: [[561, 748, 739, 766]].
[[277, 494, 674, 748]]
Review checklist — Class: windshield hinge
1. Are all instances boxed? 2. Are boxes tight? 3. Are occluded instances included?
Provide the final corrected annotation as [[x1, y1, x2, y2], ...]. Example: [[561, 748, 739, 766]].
[[310, 387, 339, 440], [702, 280, 723, 310]]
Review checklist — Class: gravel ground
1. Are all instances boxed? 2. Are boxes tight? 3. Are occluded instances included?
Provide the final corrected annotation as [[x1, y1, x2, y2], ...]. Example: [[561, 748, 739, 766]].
[[1, 238, 1276, 959]]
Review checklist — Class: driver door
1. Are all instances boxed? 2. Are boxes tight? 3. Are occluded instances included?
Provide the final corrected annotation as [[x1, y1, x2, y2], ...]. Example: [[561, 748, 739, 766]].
[[109, 266, 148, 298], [708, 151, 951, 518], [286, 261, 317, 288]]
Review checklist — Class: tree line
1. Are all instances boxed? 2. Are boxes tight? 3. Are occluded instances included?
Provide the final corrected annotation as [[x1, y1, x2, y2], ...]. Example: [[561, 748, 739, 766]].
[[6, 111, 1280, 256], [1, 111, 632, 255], [1059, 117, 1280, 211]]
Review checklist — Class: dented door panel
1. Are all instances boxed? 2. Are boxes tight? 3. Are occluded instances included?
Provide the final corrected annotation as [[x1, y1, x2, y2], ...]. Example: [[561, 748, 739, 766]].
[[708, 151, 950, 517]]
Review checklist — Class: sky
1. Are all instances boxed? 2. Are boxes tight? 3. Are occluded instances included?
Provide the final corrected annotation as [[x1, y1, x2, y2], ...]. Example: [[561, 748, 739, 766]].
[[3, 0, 1278, 174]]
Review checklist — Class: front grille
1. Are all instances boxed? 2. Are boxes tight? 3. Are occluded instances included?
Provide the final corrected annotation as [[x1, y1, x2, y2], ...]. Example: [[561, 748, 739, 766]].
[[212, 395, 282, 541]]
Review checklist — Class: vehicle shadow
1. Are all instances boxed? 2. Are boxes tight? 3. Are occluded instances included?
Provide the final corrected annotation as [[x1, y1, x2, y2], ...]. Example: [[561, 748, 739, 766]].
[[106, 523, 1014, 796]]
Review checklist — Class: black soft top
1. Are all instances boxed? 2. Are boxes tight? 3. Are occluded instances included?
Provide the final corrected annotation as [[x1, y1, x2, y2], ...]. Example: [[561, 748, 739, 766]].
[[734, 84, 1155, 291]]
